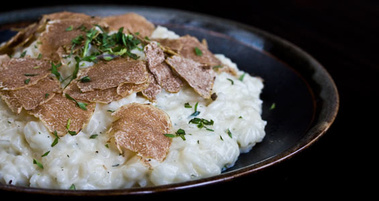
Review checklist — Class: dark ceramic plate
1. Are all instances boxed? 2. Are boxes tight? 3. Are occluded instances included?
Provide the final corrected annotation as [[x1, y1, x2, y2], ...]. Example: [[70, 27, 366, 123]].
[[0, 5, 339, 196]]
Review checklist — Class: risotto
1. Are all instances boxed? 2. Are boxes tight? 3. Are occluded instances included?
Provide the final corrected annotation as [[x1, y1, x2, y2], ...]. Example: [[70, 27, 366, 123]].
[[0, 12, 266, 189]]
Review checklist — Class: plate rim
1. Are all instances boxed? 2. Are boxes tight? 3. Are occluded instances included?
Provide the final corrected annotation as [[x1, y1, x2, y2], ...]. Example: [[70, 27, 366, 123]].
[[0, 5, 339, 196]]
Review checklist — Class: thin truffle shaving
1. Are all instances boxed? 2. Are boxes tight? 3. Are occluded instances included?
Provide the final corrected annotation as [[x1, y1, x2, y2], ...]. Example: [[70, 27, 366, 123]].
[[141, 72, 162, 101], [0, 23, 40, 55], [38, 19, 95, 61], [63, 80, 122, 104], [177, 35, 222, 67], [102, 13, 155, 38], [40, 11, 102, 24], [30, 94, 95, 136], [154, 35, 222, 67], [109, 103, 172, 161], [144, 42, 183, 93], [76, 59, 148, 92], [166, 55, 216, 99], [0, 76, 61, 113], [0, 57, 52, 90]]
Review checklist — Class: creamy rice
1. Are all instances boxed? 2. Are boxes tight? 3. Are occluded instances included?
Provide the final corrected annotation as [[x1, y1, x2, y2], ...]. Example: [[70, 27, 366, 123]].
[[0, 26, 266, 189]]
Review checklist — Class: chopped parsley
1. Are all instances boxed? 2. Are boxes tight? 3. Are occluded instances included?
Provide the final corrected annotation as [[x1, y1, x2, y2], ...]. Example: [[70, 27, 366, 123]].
[[65, 94, 88, 110], [164, 128, 187, 141], [270, 103, 276, 110], [184, 102, 214, 131], [69, 184, 76, 190], [190, 102, 200, 117], [71, 56, 82, 81], [33, 159, 44, 169], [82, 28, 98, 57], [189, 117, 214, 131], [65, 25, 74, 31], [226, 128, 233, 138], [76, 102, 88, 111], [184, 102, 192, 108], [194, 47, 203, 56], [89, 134, 98, 139], [213, 65, 223, 69], [71, 26, 141, 61], [51, 130, 59, 147], [50, 62, 62, 81], [20, 50, 27, 58], [238, 73, 246, 81], [67, 126, 78, 136], [71, 35, 84, 46], [66, 118, 71, 130], [79, 76, 91, 83], [24, 73, 39, 76], [227, 78, 234, 85], [185, 102, 201, 116], [41, 151, 50, 157]]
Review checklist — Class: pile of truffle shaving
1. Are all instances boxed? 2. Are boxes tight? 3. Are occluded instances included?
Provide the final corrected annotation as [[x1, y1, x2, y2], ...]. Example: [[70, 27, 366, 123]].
[[0, 11, 236, 162]]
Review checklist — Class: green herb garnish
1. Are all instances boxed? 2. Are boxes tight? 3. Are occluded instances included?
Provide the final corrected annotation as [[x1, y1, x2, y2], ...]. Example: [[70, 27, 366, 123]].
[[51, 62, 62, 81], [20, 50, 27, 58], [270, 103, 276, 110], [24, 73, 39, 76], [41, 151, 50, 157], [189, 118, 214, 131], [68, 131, 77, 136], [164, 128, 187, 141], [33, 159, 44, 169], [184, 102, 192, 108], [71, 35, 84, 46], [80, 76, 91, 83], [66, 118, 77, 136], [51, 130, 59, 147], [194, 47, 203, 56], [24, 78, 30, 84], [238, 73, 246, 81], [226, 128, 233, 138], [69, 184, 76, 190], [76, 102, 88, 110], [65, 25, 74, 31], [82, 28, 98, 57], [190, 102, 200, 117], [227, 78, 234, 85], [65, 94, 88, 110], [89, 134, 98, 139]]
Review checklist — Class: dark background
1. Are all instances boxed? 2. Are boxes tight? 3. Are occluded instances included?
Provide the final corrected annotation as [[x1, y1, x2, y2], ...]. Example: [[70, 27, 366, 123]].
[[0, 0, 377, 198]]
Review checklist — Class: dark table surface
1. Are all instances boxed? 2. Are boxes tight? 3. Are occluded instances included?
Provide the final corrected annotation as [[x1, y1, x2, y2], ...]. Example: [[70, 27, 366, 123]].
[[0, 0, 376, 199]]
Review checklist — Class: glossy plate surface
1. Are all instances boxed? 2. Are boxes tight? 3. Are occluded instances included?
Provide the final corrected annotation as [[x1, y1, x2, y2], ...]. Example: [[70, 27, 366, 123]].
[[0, 5, 339, 196]]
